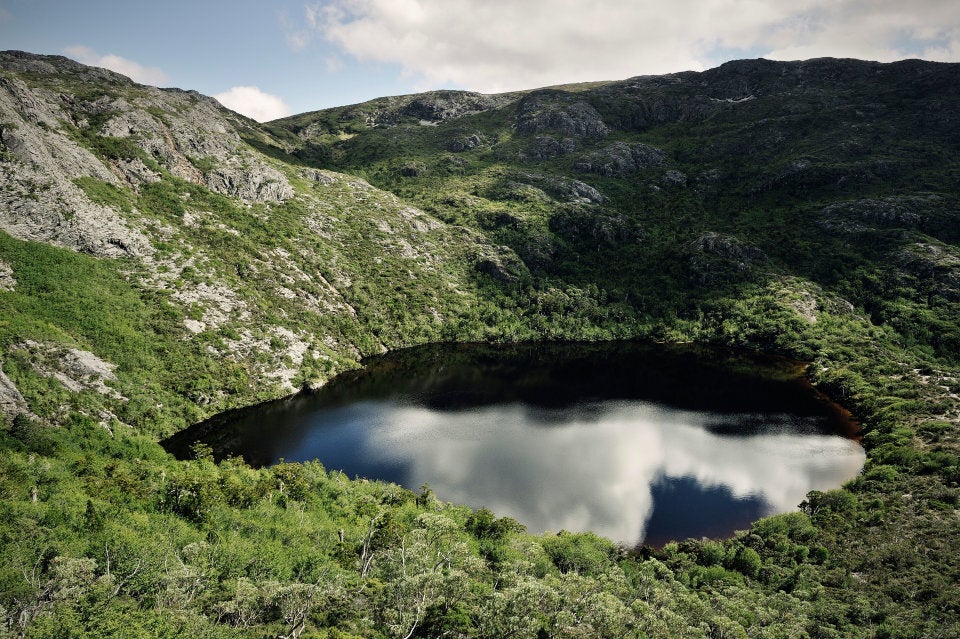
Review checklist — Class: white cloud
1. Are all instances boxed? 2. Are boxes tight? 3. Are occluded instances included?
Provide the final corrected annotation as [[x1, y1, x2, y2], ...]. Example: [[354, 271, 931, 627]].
[[303, 0, 960, 93], [213, 86, 292, 122], [358, 402, 864, 544], [63, 45, 170, 86]]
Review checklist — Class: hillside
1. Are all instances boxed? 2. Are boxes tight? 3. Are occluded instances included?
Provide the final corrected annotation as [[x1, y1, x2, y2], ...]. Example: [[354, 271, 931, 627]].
[[1, 51, 959, 638]]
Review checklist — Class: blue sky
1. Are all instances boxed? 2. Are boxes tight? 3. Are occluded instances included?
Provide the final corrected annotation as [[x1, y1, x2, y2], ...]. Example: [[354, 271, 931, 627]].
[[2, 0, 958, 121]]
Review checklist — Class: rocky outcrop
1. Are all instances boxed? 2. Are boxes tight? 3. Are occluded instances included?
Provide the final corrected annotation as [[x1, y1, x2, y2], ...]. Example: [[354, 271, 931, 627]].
[[515, 92, 609, 138], [526, 135, 578, 160], [446, 133, 485, 152], [95, 95, 293, 202], [662, 170, 687, 188], [898, 242, 960, 301], [12, 340, 122, 398], [0, 50, 301, 264], [205, 161, 294, 202], [754, 156, 896, 194], [0, 75, 154, 257], [820, 196, 942, 231], [0, 367, 29, 419], [487, 172, 604, 206], [567, 180, 604, 204], [573, 142, 666, 177], [286, 90, 518, 135], [399, 161, 427, 178], [549, 204, 642, 246], [474, 245, 530, 283], [0, 260, 14, 291], [395, 92, 513, 125], [686, 232, 766, 285]]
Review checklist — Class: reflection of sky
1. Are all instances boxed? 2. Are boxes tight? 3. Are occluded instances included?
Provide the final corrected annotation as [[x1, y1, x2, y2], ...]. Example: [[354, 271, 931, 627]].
[[354, 401, 865, 545]]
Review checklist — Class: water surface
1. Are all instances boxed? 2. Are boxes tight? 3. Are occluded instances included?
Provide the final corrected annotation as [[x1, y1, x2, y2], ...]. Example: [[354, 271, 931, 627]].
[[165, 342, 864, 546]]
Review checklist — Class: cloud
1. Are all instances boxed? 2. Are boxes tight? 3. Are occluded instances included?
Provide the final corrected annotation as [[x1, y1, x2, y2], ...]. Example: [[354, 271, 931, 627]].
[[357, 402, 864, 544], [63, 45, 170, 86], [304, 0, 960, 93], [213, 86, 292, 122]]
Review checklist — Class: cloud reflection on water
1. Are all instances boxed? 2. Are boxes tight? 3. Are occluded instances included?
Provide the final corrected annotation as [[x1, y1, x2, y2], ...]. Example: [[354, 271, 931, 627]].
[[361, 400, 865, 545]]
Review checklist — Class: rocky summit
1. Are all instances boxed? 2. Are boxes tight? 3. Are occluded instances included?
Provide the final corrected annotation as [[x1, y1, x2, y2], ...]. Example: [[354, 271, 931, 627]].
[[1, 51, 959, 638]]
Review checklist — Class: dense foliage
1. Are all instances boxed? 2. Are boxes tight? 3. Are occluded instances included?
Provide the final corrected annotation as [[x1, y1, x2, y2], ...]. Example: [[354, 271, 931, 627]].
[[1, 55, 959, 637]]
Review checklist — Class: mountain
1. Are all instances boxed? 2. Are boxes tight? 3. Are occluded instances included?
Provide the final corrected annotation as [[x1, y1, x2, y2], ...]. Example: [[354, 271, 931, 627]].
[[1, 50, 958, 637]]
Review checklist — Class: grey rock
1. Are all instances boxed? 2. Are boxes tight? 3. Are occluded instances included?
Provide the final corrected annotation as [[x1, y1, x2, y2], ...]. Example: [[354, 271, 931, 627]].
[[898, 242, 960, 301], [516, 93, 609, 138], [0, 51, 133, 87], [302, 169, 336, 185], [0, 76, 154, 257], [335, 91, 516, 129], [568, 180, 604, 204], [112, 157, 161, 187], [399, 161, 427, 177], [0, 366, 30, 419], [0, 259, 14, 291], [526, 135, 578, 160], [696, 168, 722, 183], [573, 142, 666, 177], [820, 196, 939, 229], [95, 96, 295, 202], [475, 246, 529, 283], [686, 232, 766, 285], [549, 204, 642, 246], [12, 340, 122, 398], [662, 170, 688, 187], [446, 133, 484, 152], [205, 161, 294, 202]]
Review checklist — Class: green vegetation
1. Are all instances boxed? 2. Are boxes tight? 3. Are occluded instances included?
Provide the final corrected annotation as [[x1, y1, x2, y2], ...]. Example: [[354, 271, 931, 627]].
[[1, 54, 958, 636]]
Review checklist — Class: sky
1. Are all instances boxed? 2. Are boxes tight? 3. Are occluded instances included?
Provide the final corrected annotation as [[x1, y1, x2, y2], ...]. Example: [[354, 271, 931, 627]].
[[1, 0, 959, 121]]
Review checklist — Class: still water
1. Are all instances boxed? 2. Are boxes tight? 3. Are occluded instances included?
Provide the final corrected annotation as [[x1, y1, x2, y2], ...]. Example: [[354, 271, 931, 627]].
[[164, 342, 865, 546]]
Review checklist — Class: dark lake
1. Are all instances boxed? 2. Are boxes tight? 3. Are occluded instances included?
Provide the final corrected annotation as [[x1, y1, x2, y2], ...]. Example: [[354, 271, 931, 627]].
[[164, 342, 864, 547]]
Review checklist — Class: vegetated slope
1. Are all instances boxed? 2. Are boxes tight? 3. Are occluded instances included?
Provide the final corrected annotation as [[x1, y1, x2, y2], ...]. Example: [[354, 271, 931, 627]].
[[0, 50, 533, 437], [0, 51, 958, 638]]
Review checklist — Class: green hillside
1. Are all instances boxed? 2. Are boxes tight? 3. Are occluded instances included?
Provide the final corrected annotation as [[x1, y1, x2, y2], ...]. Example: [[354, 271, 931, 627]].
[[0, 52, 958, 637]]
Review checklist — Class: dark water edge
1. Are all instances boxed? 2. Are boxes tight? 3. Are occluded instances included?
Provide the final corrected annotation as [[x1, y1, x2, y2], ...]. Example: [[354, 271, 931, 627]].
[[163, 341, 864, 546], [165, 341, 860, 461]]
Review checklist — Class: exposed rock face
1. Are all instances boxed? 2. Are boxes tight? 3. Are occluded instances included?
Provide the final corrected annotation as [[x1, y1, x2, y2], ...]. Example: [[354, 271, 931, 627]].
[[686, 232, 766, 285], [820, 196, 941, 230], [589, 73, 723, 131], [395, 92, 512, 124], [399, 161, 427, 177], [899, 242, 960, 301], [516, 92, 609, 138], [573, 142, 666, 177], [205, 161, 294, 201], [0, 75, 154, 257], [0, 51, 300, 263], [489, 171, 604, 206], [475, 245, 530, 283], [568, 180, 604, 204], [446, 133, 485, 152], [12, 340, 122, 398], [662, 170, 688, 188], [0, 259, 15, 291], [526, 135, 578, 160], [0, 367, 29, 419], [288, 90, 518, 133], [550, 204, 642, 246], [95, 93, 293, 202]]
